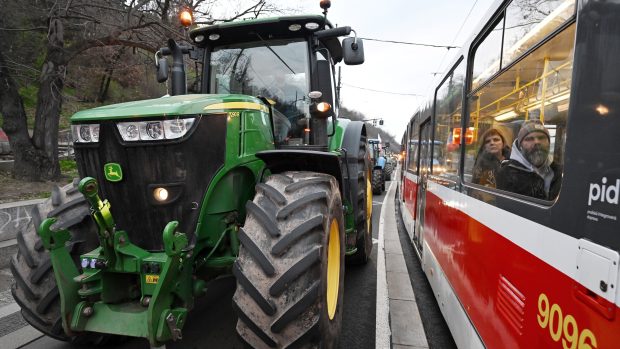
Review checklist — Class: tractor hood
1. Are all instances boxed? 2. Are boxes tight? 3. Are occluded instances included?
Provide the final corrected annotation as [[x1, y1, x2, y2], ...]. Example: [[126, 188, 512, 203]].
[[71, 94, 268, 122]]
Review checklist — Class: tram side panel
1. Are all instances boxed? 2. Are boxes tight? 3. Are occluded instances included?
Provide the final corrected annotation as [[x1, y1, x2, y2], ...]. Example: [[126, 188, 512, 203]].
[[399, 0, 620, 348], [422, 182, 620, 348]]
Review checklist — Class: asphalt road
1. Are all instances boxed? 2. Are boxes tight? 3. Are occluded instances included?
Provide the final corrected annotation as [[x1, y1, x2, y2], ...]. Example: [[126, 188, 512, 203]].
[[18, 188, 386, 349]]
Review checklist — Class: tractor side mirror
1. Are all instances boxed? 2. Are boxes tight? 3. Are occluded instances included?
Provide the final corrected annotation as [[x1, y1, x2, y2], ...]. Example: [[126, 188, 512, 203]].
[[343, 37, 364, 65], [157, 58, 169, 83], [379, 119, 384, 125], [385, 142, 391, 149]]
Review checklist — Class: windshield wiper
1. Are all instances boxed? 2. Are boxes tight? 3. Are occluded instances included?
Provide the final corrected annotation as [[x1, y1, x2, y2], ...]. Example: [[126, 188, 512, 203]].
[[254, 33, 296, 74]]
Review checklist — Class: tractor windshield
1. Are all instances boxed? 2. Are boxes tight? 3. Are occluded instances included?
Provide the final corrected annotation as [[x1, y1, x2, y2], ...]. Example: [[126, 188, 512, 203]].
[[209, 39, 311, 143]]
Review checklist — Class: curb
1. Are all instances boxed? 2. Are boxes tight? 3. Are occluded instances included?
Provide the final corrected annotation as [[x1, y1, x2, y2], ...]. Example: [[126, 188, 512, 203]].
[[375, 181, 393, 349], [0, 239, 17, 270], [0, 161, 12, 172], [382, 181, 429, 349]]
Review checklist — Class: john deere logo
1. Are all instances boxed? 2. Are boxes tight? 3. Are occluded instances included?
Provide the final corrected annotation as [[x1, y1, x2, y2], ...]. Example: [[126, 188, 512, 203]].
[[104, 163, 123, 182]]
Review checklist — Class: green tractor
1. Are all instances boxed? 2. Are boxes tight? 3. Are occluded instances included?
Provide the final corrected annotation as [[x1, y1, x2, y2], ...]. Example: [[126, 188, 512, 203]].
[[368, 138, 386, 195], [9, 3, 373, 348]]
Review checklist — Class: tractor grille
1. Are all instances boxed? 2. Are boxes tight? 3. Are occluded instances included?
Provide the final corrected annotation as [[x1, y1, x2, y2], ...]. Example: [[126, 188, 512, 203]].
[[74, 115, 226, 250]]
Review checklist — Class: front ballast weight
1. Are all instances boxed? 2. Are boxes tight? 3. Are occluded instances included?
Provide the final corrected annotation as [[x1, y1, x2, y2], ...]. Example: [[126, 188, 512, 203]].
[[37, 177, 193, 346]]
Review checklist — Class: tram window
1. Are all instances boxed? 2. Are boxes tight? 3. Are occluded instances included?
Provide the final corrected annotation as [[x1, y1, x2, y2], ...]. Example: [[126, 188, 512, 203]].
[[407, 118, 418, 173], [503, 0, 575, 69], [433, 60, 465, 181], [471, 19, 503, 91], [465, 23, 575, 201]]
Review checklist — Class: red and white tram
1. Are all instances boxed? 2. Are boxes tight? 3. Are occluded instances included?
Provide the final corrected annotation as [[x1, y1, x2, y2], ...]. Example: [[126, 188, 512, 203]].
[[398, 0, 620, 348]]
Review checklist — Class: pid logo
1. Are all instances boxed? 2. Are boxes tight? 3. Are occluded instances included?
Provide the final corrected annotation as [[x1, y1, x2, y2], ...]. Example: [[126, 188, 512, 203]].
[[588, 177, 620, 206]]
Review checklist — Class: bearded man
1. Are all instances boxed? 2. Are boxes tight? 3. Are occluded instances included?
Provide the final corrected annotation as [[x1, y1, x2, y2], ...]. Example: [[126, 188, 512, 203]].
[[496, 120, 562, 200]]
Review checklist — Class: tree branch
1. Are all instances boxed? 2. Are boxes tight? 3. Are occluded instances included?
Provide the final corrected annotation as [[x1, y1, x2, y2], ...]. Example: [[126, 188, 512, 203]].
[[0, 26, 48, 32]]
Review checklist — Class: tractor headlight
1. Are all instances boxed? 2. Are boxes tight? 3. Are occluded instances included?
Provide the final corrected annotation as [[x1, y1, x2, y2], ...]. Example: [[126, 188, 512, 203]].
[[141, 121, 164, 140], [117, 118, 195, 142], [163, 118, 195, 139], [117, 122, 140, 141], [72, 124, 100, 143], [153, 187, 169, 202]]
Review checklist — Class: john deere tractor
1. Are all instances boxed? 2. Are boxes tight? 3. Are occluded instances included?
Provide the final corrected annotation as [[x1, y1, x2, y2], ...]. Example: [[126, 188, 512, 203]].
[[10, 3, 373, 348]]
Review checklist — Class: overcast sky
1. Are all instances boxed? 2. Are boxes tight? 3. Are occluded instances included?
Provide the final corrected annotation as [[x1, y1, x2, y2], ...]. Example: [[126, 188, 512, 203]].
[[288, 0, 497, 140], [213, 0, 498, 140]]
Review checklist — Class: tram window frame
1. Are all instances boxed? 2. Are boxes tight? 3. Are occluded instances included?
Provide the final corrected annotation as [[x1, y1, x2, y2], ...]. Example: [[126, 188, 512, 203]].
[[407, 117, 419, 173], [502, 0, 576, 69], [431, 57, 465, 184], [471, 17, 504, 92], [463, 20, 577, 203], [470, 0, 576, 94]]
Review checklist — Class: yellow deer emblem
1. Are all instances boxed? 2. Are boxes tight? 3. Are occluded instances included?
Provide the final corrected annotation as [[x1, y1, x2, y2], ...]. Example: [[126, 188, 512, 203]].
[[104, 163, 123, 182], [107, 167, 119, 178]]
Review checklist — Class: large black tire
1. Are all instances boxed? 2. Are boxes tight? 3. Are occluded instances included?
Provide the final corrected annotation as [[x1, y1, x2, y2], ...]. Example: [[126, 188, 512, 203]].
[[384, 162, 394, 179], [371, 169, 384, 195], [346, 140, 373, 265], [233, 171, 345, 349], [10, 181, 114, 344]]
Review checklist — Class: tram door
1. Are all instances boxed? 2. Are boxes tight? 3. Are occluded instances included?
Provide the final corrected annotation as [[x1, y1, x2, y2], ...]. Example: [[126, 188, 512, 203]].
[[414, 119, 432, 250]]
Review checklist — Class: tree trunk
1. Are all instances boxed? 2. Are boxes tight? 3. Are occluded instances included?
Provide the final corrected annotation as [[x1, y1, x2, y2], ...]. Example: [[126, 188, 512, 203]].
[[97, 71, 112, 103], [0, 18, 66, 181], [0, 38, 51, 181], [31, 18, 67, 180]]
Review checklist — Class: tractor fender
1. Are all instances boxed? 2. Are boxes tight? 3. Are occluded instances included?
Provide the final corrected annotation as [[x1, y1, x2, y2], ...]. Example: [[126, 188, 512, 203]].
[[255, 150, 344, 193], [340, 121, 367, 179], [339, 121, 367, 213]]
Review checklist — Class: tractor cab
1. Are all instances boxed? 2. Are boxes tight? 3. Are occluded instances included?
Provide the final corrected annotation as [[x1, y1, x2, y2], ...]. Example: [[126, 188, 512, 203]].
[[162, 14, 364, 149]]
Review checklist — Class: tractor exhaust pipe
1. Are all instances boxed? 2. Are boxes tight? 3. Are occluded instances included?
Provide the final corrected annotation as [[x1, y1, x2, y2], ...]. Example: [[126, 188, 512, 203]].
[[157, 39, 191, 96]]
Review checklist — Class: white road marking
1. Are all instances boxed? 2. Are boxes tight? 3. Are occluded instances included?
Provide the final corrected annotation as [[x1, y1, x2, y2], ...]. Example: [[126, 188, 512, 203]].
[[0, 325, 43, 348], [375, 181, 394, 349]]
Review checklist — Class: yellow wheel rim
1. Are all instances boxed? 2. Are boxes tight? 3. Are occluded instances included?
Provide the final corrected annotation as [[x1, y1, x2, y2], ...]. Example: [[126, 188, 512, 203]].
[[326, 218, 340, 320], [366, 169, 372, 231]]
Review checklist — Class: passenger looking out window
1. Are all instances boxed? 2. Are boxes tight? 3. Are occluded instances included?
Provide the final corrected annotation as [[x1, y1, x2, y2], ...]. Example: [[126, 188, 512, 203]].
[[472, 128, 510, 188], [464, 20, 575, 201], [496, 120, 561, 200]]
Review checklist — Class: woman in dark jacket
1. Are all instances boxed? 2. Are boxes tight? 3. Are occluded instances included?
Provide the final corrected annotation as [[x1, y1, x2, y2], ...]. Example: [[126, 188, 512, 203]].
[[472, 128, 510, 188]]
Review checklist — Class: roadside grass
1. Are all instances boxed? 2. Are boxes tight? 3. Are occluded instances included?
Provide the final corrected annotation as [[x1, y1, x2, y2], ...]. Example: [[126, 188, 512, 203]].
[[0, 159, 79, 204], [60, 158, 79, 178]]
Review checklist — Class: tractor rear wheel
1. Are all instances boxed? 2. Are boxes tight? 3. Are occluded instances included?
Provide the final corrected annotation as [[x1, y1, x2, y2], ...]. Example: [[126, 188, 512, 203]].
[[372, 169, 383, 195], [384, 162, 394, 180], [10, 181, 116, 344], [233, 171, 345, 349], [346, 140, 373, 265]]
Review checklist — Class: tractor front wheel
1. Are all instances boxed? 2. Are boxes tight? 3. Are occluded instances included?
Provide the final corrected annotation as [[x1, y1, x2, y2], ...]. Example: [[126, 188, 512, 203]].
[[233, 171, 345, 349], [10, 181, 118, 344], [372, 169, 384, 195], [346, 140, 373, 265]]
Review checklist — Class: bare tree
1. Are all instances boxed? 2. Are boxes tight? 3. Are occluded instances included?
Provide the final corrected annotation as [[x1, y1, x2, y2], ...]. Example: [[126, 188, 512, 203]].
[[0, 0, 283, 181]]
